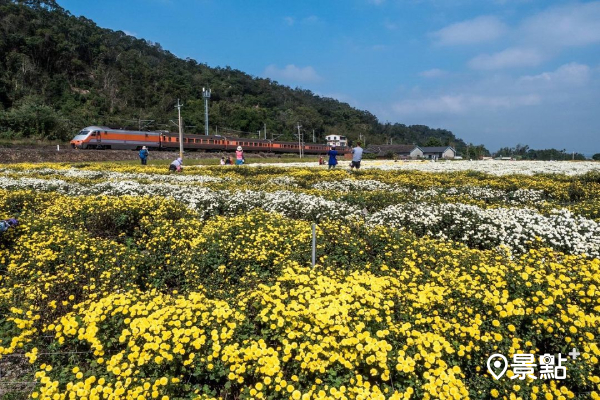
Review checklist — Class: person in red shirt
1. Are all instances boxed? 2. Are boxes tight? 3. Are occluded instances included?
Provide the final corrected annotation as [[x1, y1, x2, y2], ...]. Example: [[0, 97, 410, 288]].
[[235, 146, 244, 165]]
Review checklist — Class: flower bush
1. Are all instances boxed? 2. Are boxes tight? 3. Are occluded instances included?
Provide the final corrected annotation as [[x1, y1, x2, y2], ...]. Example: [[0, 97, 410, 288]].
[[0, 161, 599, 399]]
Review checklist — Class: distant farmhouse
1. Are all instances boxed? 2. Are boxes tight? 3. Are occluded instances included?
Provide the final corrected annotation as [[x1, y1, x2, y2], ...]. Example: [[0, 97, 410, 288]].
[[365, 144, 456, 159], [422, 146, 456, 160], [326, 135, 348, 148]]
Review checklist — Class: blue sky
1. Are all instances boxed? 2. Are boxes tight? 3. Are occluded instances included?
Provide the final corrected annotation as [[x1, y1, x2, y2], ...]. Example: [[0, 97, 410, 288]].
[[59, 0, 600, 154]]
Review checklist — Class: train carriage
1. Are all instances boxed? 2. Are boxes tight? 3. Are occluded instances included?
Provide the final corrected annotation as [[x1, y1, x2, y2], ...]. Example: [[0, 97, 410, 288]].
[[71, 126, 161, 150], [71, 126, 350, 155]]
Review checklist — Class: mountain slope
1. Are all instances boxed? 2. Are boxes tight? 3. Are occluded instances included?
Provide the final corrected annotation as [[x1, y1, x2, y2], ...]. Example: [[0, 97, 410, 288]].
[[0, 0, 482, 154]]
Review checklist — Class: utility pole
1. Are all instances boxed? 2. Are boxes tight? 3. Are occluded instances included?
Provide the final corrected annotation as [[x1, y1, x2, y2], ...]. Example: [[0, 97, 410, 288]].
[[175, 99, 184, 160], [264, 123, 267, 140], [202, 87, 211, 136], [297, 123, 303, 158], [313, 129, 315, 143]]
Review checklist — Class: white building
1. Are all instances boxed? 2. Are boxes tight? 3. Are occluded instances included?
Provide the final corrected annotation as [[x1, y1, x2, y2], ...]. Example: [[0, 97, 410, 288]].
[[421, 146, 456, 160], [326, 135, 348, 147]]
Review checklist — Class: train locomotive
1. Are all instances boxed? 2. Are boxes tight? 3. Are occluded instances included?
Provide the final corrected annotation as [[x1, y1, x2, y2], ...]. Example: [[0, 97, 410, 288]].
[[70, 126, 349, 155]]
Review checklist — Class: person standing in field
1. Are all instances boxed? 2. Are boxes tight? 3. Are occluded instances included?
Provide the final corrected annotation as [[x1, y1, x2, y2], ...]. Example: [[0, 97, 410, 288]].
[[327, 146, 338, 169], [139, 146, 149, 165], [235, 146, 244, 165], [351, 141, 363, 170]]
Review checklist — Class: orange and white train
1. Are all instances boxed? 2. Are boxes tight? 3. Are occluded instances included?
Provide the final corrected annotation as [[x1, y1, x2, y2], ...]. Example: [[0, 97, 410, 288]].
[[70, 126, 349, 155]]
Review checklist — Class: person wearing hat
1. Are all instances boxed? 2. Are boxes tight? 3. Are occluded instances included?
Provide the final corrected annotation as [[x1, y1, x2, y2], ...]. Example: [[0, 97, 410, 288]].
[[0, 218, 18, 234], [327, 146, 338, 169], [235, 146, 244, 165], [139, 146, 149, 165], [169, 157, 183, 172]]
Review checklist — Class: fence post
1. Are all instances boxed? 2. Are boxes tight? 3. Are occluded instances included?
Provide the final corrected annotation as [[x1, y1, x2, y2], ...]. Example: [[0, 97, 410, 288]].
[[312, 223, 316, 267]]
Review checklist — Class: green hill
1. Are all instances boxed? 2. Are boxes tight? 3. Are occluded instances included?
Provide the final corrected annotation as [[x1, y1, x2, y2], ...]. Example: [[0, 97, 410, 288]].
[[0, 0, 484, 154]]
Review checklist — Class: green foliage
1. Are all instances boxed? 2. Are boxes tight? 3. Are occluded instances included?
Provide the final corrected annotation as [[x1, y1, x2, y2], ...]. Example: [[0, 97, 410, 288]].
[[0, 1, 485, 152], [495, 144, 586, 160], [593, 153, 600, 161], [424, 137, 442, 147]]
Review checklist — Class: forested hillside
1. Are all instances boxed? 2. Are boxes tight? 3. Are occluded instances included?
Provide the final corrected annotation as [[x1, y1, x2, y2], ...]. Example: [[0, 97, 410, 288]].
[[0, 0, 481, 153]]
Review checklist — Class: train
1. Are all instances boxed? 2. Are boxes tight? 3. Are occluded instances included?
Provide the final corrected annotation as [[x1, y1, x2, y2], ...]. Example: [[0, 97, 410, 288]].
[[70, 126, 350, 155]]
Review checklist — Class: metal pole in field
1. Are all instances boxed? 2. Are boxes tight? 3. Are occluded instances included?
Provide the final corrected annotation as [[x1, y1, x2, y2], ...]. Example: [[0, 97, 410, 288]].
[[203, 87, 211, 136], [311, 223, 316, 267], [175, 99, 184, 159], [297, 123, 302, 158]]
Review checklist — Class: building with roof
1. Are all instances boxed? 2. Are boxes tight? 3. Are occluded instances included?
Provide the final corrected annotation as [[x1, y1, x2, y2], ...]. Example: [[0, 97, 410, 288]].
[[364, 144, 423, 159], [421, 146, 456, 159], [325, 135, 348, 148]]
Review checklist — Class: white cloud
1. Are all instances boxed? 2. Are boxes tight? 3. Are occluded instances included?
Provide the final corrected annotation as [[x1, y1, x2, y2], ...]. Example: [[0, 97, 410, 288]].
[[303, 15, 319, 24], [431, 16, 508, 46], [368, 0, 386, 5], [519, 63, 591, 87], [264, 64, 323, 83], [283, 17, 295, 26], [419, 68, 448, 78], [521, 2, 600, 48], [392, 93, 540, 116], [468, 47, 544, 70], [372, 44, 388, 51]]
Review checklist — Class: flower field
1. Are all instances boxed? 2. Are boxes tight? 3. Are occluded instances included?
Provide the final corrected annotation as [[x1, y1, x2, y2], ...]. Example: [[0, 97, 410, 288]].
[[0, 161, 599, 400]]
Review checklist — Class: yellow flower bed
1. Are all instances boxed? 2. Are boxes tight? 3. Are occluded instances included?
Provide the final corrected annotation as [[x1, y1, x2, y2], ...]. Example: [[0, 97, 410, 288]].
[[0, 166, 599, 399]]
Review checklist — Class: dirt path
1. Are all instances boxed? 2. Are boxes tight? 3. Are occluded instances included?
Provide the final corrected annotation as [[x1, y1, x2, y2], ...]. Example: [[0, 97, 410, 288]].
[[0, 145, 284, 164]]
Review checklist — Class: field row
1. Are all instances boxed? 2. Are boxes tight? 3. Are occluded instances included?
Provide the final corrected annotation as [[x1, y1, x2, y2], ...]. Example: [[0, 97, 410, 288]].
[[0, 162, 599, 400]]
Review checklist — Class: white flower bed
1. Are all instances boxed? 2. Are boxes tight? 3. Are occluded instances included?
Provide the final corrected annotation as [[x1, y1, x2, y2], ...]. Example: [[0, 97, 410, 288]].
[[2, 166, 598, 257], [367, 203, 600, 257], [246, 160, 600, 175], [312, 179, 396, 192]]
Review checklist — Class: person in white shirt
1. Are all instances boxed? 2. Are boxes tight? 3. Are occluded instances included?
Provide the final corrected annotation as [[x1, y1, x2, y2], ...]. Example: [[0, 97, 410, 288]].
[[169, 157, 183, 172], [351, 142, 363, 170]]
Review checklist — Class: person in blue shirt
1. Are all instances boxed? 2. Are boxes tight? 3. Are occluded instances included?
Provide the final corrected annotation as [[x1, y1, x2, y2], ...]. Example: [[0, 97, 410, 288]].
[[327, 146, 338, 169], [0, 218, 18, 234], [139, 146, 149, 165], [351, 142, 363, 170]]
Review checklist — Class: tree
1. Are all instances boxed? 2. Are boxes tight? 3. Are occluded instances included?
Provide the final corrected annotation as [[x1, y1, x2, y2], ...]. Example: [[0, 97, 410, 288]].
[[593, 154, 600, 161], [424, 137, 442, 147]]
